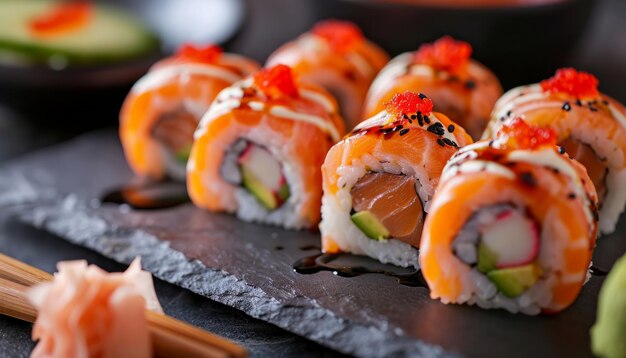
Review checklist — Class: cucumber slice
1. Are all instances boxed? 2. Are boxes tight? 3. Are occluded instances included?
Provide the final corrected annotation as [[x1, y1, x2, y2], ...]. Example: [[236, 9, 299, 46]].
[[0, 0, 159, 66]]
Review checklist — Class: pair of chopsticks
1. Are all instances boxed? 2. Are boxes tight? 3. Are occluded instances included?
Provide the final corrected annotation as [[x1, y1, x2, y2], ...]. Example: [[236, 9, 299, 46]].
[[0, 253, 247, 358]]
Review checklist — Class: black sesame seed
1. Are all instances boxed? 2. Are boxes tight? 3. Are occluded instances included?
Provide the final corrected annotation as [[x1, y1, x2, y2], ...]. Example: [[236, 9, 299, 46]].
[[589, 103, 598, 112], [417, 117, 424, 126], [418, 93, 427, 100], [558, 146, 566, 154], [488, 140, 494, 147], [442, 138, 457, 147], [403, 114, 409, 119], [427, 124, 445, 136], [399, 128, 410, 136], [500, 116, 506, 121], [506, 110, 512, 117], [448, 124, 455, 132], [575, 99, 583, 107], [465, 80, 476, 90], [424, 115, 431, 124], [568, 193, 576, 199], [602, 100, 609, 105], [562, 102, 572, 111], [411, 114, 417, 119], [434, 122, 444, 128], [520, 172, 537, 187], [436, 138, 445, 147]]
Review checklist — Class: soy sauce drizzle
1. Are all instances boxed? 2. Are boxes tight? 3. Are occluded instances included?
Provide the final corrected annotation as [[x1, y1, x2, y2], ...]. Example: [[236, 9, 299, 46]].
[[589, 265, 609, 277], [293, 253, 427, 288], [101, 180, 189, 210]]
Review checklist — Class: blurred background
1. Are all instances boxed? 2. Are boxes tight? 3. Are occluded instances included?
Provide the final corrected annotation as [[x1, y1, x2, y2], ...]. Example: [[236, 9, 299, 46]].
[[0, 0, 624, 162]]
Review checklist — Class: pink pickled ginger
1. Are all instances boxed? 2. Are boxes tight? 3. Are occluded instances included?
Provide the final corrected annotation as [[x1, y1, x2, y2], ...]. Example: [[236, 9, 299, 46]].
[[27, 258, 163, 358]]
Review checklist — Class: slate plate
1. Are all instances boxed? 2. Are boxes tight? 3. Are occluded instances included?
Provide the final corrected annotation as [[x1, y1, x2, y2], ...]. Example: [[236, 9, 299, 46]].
[[2, 131, 625, 357]]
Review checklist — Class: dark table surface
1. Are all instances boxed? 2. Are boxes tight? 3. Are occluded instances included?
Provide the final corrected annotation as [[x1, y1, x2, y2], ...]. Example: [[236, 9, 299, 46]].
[[0, 0, 624, 356]]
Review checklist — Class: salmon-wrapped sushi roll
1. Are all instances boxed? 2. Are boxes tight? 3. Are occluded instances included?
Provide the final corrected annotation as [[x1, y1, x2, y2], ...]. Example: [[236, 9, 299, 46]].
[[266, 20, 389, 128], [320, 92, 472, 267], [120, 44, 260, 181], [421, 119, 599, 315], [187, 65, 345, 229], [483, 68, 626, 235], [363, 36, 502, 140]]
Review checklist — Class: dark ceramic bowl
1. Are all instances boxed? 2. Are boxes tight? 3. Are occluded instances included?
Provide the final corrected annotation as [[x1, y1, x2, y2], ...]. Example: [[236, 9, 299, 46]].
[[309, 0, 597, 88], [0, 57, 159, 128]]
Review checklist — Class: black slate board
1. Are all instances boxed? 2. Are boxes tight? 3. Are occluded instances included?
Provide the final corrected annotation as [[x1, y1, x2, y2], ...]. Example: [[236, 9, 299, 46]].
[[2, 131, 625, 357]]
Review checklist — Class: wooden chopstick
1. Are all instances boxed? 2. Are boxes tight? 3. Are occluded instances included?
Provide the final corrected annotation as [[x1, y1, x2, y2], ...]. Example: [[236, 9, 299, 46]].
[[0, 253, 247, 358]]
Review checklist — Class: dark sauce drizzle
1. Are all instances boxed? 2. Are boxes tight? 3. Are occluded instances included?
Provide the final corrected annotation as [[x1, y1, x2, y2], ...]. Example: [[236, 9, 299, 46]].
[[589, 265, 608, 277], [101, 180, 189, 210], [293, 253, 427, 288]]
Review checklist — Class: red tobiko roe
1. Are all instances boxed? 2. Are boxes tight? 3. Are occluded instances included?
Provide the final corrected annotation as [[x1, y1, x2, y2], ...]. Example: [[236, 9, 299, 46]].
[[253, 64, 299, 99], [312, 20, 364, 53], [540, 68, 599, 98], [385, 92, 434, 117], [174, 44, 223, 64], [29, 2, 92, 37], [498, 118, 557, 150], [414, 36, 472, 74]]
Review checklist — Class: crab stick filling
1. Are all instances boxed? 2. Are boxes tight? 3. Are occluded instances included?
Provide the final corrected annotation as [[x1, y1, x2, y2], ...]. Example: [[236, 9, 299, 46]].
[[221, 140, 290, 211], [453, 204, 542, 298]]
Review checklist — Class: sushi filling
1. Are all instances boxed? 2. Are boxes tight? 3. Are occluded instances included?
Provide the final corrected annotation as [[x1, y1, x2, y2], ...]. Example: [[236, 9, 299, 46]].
[[222, 140, 290, 210], [560, 138, 608, 201], [152, 109, 198, 164], [349, 172, 424, 247], [453, 204, 543, 298]]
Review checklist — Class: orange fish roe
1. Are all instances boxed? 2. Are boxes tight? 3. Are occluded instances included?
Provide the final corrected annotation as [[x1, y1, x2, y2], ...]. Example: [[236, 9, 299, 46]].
[[414, 36, 472, 74], [253, 64, 299, 99], [174, 44, 223, 64], [312, 20, 364, 53], [540, 68, 599, 98], [498, 118, 557, 150], [385, 92, 433, 117], [29, 3, 92, 37]]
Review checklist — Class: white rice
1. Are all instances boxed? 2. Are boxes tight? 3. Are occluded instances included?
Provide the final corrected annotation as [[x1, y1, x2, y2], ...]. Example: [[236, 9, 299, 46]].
[[319, 153, 438, 268]]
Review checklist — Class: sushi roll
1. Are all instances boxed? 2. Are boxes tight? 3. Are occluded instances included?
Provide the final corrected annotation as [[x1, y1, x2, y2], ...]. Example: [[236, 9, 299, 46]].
[[120, 44, 260, 181], [266, 20, 389, 128], [483, 68, 626, 235], [320, 92, 472, 268], [420, 118, 599, 314], [187, 64, 345, 229], [363, 36, 502, 140]]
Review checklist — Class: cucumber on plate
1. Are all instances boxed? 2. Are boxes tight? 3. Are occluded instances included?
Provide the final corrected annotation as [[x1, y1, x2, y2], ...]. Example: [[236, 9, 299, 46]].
[[0, 0, 159, 66]]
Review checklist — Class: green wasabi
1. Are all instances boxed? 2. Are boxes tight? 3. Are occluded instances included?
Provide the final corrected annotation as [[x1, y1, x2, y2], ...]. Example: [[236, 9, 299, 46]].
[[591, 254, 626, 358]]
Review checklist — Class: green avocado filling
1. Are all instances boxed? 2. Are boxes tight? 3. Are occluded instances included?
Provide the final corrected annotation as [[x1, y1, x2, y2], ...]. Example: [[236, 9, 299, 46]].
[[486, 264, 542, 298], [351, 210, 390, 241], [241, 166, 279, 210]]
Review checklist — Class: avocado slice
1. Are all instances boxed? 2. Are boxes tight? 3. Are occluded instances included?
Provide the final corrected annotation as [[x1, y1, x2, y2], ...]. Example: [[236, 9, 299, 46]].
[[351, 210, 390, 241], [241, 166, 277, 210], [175, 146, 191, 164], [487, 263, 542, 298], [278, 182, 290, 201], [0, 0, 159, 66], [477, 241, 498, 273]]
